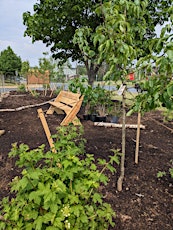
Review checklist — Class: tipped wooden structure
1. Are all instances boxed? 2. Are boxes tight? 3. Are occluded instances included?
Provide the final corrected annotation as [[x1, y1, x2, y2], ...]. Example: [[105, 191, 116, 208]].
[[46, 90, 84, 126]]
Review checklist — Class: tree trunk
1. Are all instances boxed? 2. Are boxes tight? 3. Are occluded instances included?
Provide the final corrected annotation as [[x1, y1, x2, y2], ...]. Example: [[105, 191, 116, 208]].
[[85, 61, 100, 86], [117, 89, 126, 191]]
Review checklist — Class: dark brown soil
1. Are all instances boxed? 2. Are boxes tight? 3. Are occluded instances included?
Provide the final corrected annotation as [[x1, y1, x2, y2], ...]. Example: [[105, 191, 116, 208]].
[[0, 91, 173, 229]]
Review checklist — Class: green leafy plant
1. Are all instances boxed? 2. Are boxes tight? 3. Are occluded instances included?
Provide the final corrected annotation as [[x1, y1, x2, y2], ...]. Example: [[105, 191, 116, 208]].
[[30, 89, 40, 98], [162, 109, 173, 122], [0, 126, 119, 230], [157, 171, 166, 178], [68, 78, 97, 115], [94, 85, 112, 117], [108, 101, 122, 117], [17, 83, 26, 93], [157, 160, 173, 179]]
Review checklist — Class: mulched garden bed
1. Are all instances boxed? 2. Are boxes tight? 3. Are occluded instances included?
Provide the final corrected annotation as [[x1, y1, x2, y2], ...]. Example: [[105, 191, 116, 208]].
[[0, 90, 172, 229]]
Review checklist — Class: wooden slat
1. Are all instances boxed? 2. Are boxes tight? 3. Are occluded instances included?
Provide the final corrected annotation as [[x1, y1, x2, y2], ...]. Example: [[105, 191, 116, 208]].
[[60, 91, 80, 100], [49, 102, 71, 113], [37, 108, 56, 153], [59, 97, 78, 106], [61, 95, 84, 126]]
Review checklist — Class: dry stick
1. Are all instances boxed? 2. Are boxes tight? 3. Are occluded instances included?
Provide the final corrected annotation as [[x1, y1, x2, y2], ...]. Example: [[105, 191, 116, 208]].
[[0, 99, 55, 112], [135, 112, 141, 164], [50, 83, 56, 97], [94, 122, 145, 129], [37, 108, 56, 153], [44, 84, 48, 97], [149, 117, 173, 133]]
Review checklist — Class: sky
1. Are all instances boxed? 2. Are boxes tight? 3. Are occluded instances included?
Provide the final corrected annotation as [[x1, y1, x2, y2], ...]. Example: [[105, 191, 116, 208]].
[[0, 0, 50, 67], [0, 0, 166, 69]]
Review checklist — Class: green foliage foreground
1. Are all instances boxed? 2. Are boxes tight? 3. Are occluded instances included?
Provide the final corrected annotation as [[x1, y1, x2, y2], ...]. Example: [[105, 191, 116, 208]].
[[0, 126, 119, 230]]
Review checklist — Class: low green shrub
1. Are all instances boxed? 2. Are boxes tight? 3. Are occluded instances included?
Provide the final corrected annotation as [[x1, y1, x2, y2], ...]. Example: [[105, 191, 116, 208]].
[[30, 90, 40, 97], [157, 160, 173, 179], [0, 126, 119, 230], [17, 84, 26, 93]]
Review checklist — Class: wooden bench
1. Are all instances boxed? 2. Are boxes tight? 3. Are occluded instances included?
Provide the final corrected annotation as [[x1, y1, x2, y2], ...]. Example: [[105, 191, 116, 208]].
[[46, 90, 84, 126]]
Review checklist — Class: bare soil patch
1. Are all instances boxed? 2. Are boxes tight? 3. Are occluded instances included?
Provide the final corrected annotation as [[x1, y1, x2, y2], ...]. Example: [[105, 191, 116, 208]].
[[0, 91, 173, 229]]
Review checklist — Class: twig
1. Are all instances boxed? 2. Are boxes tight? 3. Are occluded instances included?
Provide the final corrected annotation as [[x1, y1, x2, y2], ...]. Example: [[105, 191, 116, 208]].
[[94, 122, 145, 129], [149, 118, 173, 133]]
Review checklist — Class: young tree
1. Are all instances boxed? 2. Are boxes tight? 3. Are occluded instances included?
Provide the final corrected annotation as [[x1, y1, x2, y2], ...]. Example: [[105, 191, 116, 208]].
[[0, 46, 22, 77], [20, 60, 30, 78], [91, 0, 172, 191], [93, 0, 148, 191], [23, 0, 171, 85]]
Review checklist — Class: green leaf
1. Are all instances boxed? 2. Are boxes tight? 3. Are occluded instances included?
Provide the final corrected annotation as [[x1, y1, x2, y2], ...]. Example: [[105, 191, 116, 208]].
[[126, 109, 134, 116], [169, 168, 173, 178], [43, 213, 54, 224], [34, 216, 43, 230], [54, 217, 64, 228], [98, 159, 106, 165], [71, 205, 82, 217], [29, 191, 41, 205], [167, 49, 173, 60], [68, 194, 79, 204], [50, 203, 59, 214], [89, 50, 95, 57], [28, 170, 42, 180], [167, 85, 173, 97], [93, 193, 102, 204], [63, 160, 73, 169], [149, 80, 154, 88], [46, 227, 58, 230], [80, 214, 88, 223], [107, 164, 116, 173]]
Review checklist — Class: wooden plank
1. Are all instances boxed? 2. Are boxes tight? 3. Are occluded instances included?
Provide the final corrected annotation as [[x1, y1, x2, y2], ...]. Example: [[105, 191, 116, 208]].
[[61, 91, 80, 100], [94, 122, 145, 129], [37, 108, 56, 153], [49, 102, 71, 113], [60, 97, 78, 106]]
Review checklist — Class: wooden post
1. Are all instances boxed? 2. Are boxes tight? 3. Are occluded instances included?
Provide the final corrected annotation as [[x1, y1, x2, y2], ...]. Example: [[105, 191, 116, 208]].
[[135, 112, 141, 164], [37, 108, 56, 153]]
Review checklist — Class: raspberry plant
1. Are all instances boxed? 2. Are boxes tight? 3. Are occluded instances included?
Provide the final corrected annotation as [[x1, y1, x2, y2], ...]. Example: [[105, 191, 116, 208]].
[[0, 126, 119, 230]]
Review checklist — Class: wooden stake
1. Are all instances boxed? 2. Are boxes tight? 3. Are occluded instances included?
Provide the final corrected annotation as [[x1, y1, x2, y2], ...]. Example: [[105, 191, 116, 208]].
[[37, 108, 56, 153], [135, 112, 141, 164]]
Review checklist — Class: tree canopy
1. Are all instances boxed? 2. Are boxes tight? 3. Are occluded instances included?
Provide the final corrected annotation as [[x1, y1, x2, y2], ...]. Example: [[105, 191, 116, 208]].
[[23, 0, 172, 85], [0, 46, 22, 76], [20, 61, 30, 78]]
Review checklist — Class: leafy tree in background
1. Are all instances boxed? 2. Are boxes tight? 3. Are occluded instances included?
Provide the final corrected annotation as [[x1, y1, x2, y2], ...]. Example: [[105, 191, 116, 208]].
[[0, 46, 22, 78], [38, 52, 57, 81], [23, 0, 103, 85], [23, 0, 171, 85], [20, 60, 30, 78]]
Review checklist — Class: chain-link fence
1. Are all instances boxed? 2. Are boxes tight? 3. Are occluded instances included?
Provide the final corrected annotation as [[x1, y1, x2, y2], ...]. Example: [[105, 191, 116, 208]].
[[0, 74, 5, 94]]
